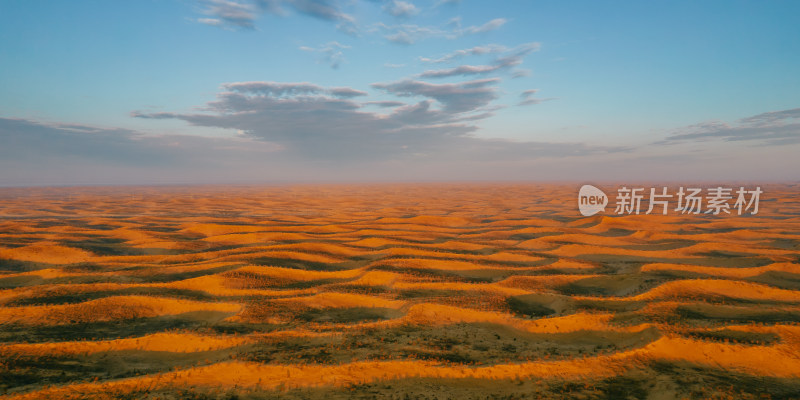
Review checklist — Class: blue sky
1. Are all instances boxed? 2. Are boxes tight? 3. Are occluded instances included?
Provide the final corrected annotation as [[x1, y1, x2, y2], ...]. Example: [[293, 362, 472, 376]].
[[1, 0, 799, 185]]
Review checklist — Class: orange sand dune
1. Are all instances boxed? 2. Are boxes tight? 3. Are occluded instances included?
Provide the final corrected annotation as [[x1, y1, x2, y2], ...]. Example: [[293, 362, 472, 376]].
[[381, 258, 531, 272], [228, 265, 364, 281], [422, 240, 490, 251], [545, 243, 692, 259], [536, 233, 642, 247], [229, 250, 345, 264], [274, 292, 405, 309], [639, 229, 800, 244], [713, 324, 800, 346], [373, 215, 475, 227], [497, 274, 602, 291], [644, 336, 800, 377], [347, 237, 487, 252], [117, 246, 349, 266], [383, 247, 543, 263], [272, 224, 358, 234], [0, 261, 243, 286], [163, 275, 313, 297], [0, 282, 136, 306], [344, 237, 410, 248], [201, 232, 315, 244], [577, 215, 694, 233], [481, 251, 545, 263], [179, 223, 267, 237], [264, 242, 368, 257], [66, 253, 171, 265], [99, 244, 347, 266], [0, 295, 241, 325], [544, 240, 789, 259], [115, 260, 241, 275], [393, 280, 529, 296], [0, 243, 94, 264], [515, 237, 560, 251], [105, 228, 161, 245], [538, 258, 599, 270], [335, 228, 444, 239], [13, 334, 799, 399], [346, 270, 398, 286], [482, 218, 564, 228], [0, 267, 85, 281], [668, 241, 792, 257], [354, 223, 467, 235], [3, 357, 628, 399], [0, 222, 36, 233], [629, 279, 800, 302], [641, 262, 800, 278], [0, 332, 251, 356], [397, 303, 640, 334]]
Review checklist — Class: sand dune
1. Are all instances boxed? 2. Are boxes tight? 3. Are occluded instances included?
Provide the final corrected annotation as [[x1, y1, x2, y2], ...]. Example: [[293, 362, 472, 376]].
[[0, 295, 241, 325], [1, 183, 799, 399], [0, 332, 251, 356], [641, 262, 800, 278], [8, 335, 799, 399], [0, 243, 94, 264]]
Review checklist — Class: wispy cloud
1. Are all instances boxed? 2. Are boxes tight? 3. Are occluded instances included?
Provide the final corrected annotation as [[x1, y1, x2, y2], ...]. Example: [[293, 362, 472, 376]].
[[196, 0, 357, 33], [197, 0, 509, 41], [420, 44, 508, 63], [376, 23, 444, 44], [299, 41, 350, 69], [418, 64, 502, 78], [658, 108, 800, 145], [375, 17, 510, 45], [739, 108, 800, 126], [461, 18, 506, 34], [196, 0, 259, 29], [224, 81, 368, 97], [417, 42, 540, 78], [383, 0, 419, 17], [286, 0, 358, 33], [517, 89, 555, 106]]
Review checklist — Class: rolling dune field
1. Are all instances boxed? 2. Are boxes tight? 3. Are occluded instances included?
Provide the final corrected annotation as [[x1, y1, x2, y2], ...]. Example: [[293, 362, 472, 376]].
[[1, 183, 800, 399]]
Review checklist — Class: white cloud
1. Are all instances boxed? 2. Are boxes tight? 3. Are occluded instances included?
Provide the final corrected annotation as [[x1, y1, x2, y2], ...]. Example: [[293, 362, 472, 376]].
[[383, 0, 419, 17]]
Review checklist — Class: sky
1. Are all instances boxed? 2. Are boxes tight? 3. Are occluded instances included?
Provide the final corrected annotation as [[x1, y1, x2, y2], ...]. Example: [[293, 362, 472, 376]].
[[1, 0, 799, 186]]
